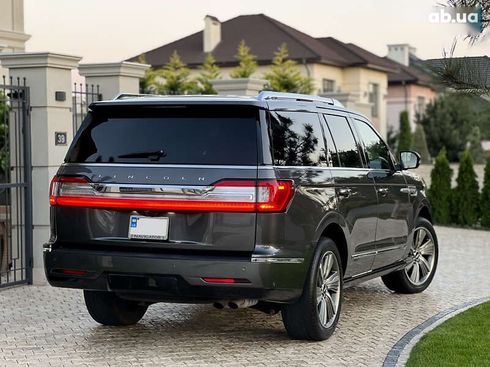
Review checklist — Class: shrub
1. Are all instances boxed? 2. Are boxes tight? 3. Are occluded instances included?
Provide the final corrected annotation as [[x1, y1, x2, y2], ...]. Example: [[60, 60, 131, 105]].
[[158, 51, 196, 95], [397, 111, 412, 156], [428, 148, 453, 225], [263, 43, 314, 94], [230, 40, 257, 78], [480, 157, 490, 228], [452, 150, 480, 226], [196, 53, 221, 94], [467, 125, 485, 164], [411, 123, 431, 164]]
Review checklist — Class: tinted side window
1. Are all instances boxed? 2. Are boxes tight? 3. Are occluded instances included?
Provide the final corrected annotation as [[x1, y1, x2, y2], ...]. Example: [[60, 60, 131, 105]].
[[353, 119, 392, 170], [323, 121, 340, 167], [323, 114, 363, 168], [270, 111, 326, 166]]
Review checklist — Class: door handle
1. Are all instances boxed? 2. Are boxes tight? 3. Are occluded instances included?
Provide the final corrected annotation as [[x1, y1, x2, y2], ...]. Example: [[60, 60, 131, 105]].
[[338, 188, 352, 197], [400, 186, 417, 196], [377, 187, 389, 196]]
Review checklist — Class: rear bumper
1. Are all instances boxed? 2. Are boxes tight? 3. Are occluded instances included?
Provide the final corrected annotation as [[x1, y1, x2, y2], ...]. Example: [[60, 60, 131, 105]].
[[43, 246, 307, 303]]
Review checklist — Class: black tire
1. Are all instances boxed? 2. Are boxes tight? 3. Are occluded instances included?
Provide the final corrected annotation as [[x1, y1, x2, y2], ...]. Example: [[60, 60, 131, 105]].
[[382, 217, 438, 294], [282, 237, 343, 341], [84, 290, 148, 326]]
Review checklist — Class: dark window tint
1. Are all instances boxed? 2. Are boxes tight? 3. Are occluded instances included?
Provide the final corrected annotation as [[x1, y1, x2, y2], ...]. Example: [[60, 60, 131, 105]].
[[270, 111, 326, 166], [323, 114, 363, 168], [67, 106, 258, 165], [323, 122, 340, 167], [353, 119, 392, 170]]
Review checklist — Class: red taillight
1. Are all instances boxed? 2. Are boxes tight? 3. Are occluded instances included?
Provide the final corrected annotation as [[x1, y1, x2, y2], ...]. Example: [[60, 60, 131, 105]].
[[50, 176, 90, 205], [257, 180, 295, 213], [49, 175, 294, 213], [56, 268, 88, 276], [202, 277, 250, 284]]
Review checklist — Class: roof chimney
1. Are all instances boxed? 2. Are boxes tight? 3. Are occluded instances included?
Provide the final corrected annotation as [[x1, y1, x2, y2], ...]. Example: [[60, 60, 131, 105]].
[[387, 44, 416, 66], [203, 15, 221, 53]]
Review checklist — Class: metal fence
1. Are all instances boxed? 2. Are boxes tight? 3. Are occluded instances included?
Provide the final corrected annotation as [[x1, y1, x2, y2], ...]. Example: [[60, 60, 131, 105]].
[[72, 83, 101, 136], [0, 76, 33, 288]]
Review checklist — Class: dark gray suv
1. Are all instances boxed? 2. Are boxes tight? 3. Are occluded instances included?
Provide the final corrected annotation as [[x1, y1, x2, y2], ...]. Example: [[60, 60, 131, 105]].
[[44, 92, 438, 340]]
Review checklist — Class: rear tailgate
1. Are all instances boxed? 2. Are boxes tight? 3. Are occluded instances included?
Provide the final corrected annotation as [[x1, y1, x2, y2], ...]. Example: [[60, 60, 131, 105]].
[[52, 104, 260, 254]]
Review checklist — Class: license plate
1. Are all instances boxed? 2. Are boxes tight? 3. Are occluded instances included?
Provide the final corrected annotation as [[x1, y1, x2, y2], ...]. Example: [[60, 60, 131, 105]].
[[128, 215, 169, 240]]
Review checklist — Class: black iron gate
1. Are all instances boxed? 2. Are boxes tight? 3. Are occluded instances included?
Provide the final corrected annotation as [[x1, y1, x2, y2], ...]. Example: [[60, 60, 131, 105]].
[[72, 83, 101, 136], [0, 76, 33, 288]]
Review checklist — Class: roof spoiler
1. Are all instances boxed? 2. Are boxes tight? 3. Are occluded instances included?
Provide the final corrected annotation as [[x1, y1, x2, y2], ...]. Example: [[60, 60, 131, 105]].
[[257, 91, 344, 107]]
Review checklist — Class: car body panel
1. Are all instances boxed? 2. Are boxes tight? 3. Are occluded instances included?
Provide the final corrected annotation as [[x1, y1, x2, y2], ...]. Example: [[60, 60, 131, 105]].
[[44, 95, 433, 304]]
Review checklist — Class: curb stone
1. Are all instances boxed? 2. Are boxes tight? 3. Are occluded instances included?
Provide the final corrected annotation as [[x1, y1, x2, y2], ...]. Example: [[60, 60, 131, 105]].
[[383, 295, 490, 367]]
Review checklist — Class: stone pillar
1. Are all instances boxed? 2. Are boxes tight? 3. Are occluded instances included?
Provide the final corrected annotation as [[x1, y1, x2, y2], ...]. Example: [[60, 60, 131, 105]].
[[0, 52, 81, 284], [78, 62, 150, 100], [211, 78, 266, 96]]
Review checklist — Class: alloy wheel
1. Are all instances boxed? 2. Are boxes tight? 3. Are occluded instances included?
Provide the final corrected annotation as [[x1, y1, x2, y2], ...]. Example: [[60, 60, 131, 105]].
[[316, 251, 341, 328], [405, 227, 436, 286]]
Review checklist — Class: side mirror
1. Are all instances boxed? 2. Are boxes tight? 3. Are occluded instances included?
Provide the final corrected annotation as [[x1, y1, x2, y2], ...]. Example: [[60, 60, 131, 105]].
[[400, 150, 421, 170]]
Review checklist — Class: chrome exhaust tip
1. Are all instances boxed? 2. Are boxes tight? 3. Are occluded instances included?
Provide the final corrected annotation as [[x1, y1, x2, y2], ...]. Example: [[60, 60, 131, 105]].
[[228, 299, 258, 309]]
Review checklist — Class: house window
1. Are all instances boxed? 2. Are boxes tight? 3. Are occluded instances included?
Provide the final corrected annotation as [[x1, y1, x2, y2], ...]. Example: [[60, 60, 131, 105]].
[[416, 96, 426, 114], [322, 79, 335, 93], [368, 83, 379, 118]]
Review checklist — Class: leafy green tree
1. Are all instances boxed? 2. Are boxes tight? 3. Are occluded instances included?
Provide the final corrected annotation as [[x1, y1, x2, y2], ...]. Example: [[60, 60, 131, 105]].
[[466, 125, 485, 164], [230, 40, 257, 78], [386, 126, 398, 152], [157, 51, 196, 95], [196, 53, 221, 94], [452, 150, 480, 226], [476, 102, 490, 140], [418, 94, 474, 162], [480, 157, 490, 228], [263, 44, 314, 94], [136, 54, 157, 94], [397, 111, 412, 156], [428, 148, 453, 225], [411, 123, 431, 164]]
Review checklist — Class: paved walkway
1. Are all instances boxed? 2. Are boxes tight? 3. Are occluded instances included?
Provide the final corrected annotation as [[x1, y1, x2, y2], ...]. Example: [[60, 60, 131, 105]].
[[0, 226, 489, 367]]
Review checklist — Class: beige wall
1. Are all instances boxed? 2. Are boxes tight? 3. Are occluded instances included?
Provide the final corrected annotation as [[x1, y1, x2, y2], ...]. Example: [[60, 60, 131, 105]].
[[387, 83, 436, 132], [0, 0, 25, 33], [0, 0, 30, 76], [189, 62, 388, 137], [341, 67, 388, 137]]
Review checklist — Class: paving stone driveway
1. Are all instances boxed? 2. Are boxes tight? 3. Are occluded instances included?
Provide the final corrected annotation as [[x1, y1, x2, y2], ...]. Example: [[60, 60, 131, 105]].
[[1, 226, 489, 367]]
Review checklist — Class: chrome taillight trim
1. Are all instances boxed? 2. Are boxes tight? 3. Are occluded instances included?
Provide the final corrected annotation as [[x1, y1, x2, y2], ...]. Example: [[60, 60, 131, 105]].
[[56, 182, 258, 202]]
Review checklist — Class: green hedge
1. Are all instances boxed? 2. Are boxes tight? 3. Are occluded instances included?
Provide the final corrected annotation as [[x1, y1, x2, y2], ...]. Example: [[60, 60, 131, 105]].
[[428, 148, 452, 225], [429, 149, 486, 228], [480, 157, 490, 228]]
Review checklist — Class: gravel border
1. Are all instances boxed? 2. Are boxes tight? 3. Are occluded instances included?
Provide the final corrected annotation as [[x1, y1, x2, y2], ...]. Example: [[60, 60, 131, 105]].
[[383, 295, 490, 367]]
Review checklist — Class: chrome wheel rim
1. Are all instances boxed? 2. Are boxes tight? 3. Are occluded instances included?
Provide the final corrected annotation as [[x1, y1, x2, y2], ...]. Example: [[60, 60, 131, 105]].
[[405, 227, 436, 286], [316, 251, 341, 328]]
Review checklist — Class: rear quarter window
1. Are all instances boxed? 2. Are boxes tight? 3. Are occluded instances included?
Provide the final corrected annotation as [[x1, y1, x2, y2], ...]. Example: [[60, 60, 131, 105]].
[[269, 111, 326, 166], [67, 105, 259, 165]]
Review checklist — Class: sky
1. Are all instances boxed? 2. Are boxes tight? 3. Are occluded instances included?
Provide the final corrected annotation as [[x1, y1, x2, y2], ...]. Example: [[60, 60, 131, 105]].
[[24, 0, 489, 63]]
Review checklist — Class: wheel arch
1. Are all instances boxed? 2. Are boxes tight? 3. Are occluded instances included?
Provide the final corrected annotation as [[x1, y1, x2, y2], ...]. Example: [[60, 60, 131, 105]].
[[315, 213, 350, 275], [416, 202, 433, 223]]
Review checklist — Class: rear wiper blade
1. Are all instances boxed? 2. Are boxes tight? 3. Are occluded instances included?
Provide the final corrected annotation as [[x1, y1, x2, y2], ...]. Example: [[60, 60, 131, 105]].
[[118, 149, 167, 161]]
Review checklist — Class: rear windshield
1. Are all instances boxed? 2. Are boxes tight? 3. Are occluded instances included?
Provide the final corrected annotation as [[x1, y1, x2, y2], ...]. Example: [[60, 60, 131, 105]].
[[67, 105, 259, 165]]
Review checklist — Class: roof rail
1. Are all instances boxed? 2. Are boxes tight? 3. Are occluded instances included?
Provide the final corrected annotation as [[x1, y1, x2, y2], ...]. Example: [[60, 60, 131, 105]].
[[256, 91, 344, 107], [113, 93, 161, 100]]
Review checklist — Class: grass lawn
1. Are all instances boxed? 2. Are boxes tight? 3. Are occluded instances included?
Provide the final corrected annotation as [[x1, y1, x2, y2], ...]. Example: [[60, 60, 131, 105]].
[[406, 301, 490, 367]]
